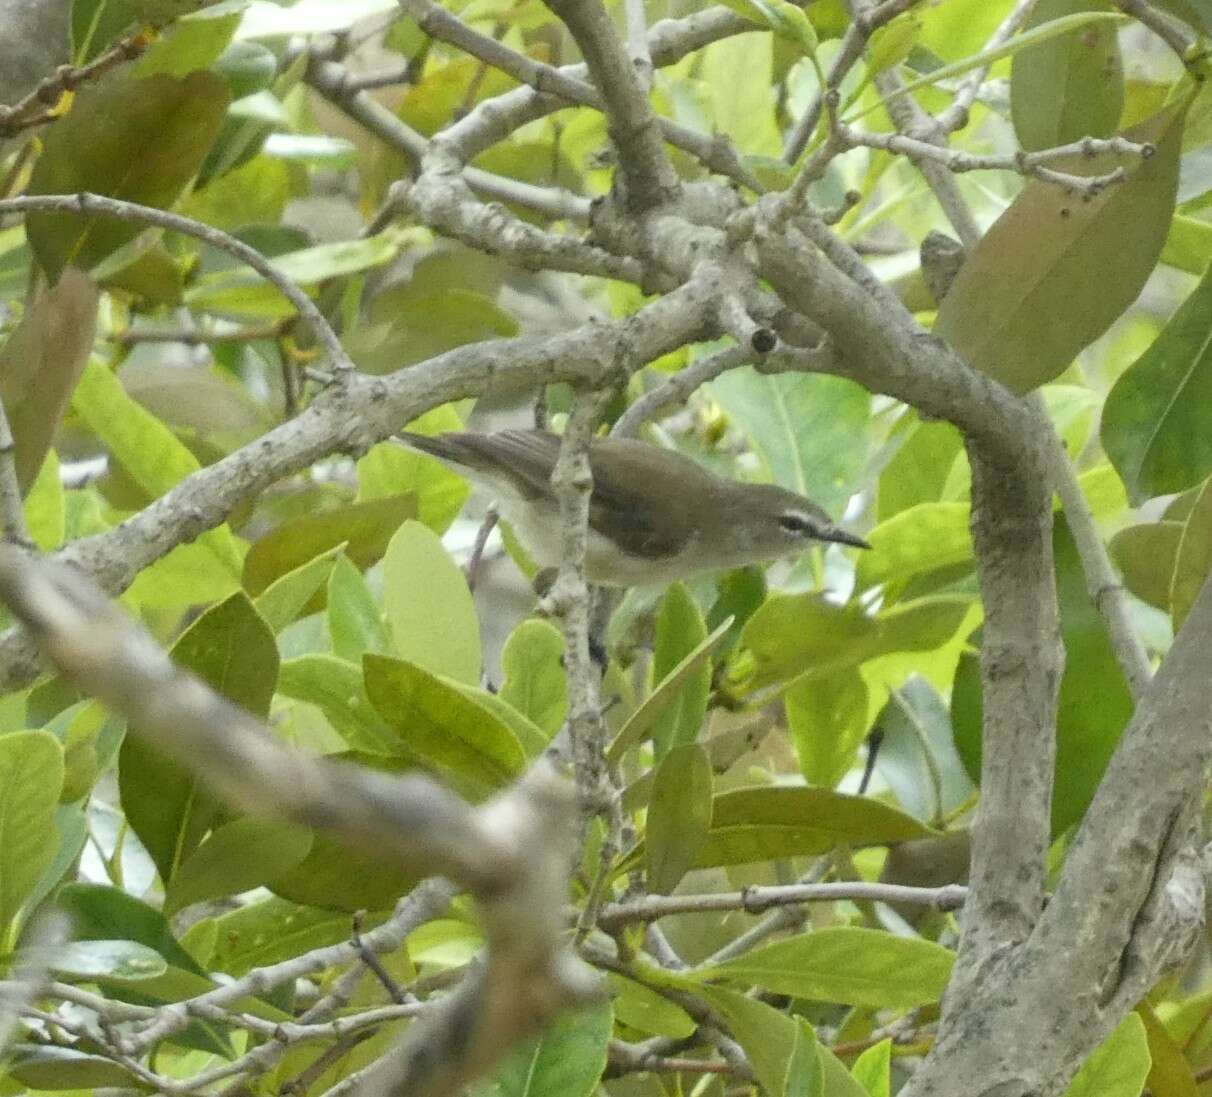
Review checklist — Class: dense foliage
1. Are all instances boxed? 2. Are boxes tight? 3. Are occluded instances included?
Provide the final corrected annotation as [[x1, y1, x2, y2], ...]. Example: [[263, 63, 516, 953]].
[[1, 0, 1212, 1096]]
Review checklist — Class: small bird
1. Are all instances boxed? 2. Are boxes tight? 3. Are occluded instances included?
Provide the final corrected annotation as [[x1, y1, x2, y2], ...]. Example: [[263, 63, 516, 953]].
[[398, 430, 869, 587]]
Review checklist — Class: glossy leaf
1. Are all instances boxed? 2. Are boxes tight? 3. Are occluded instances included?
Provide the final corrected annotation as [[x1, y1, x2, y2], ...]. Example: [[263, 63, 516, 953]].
[[277, 654, 401, 755], [936, 102, 1186, 393], [364, 654, 524, 792], [382, 520, 480, 685], [646, 744, 713, 894], [328, 553, 390, 661], [852, 1040, 892, 1097], [6, 1046, 143, 1090], [736, 593, 974, 690], [57, 882, 207, 974], [1102, 260, 1212, 503], [0, 731, 64, 931], [51, 938, 168, 981], [877, 414, 965, 521], [607, 616, 733, 763], [72, 361, 244, 577], [0, 271, 99, 490], [1170, 475, 1212, 628], [1109, 521, 1183, 610], [186, 234, 402, 316], [628, 785, 934, 870], [785, 667, 871, 788], [120, 592, 278, 885], [164, 817, 314, 916], [953, 518, 1132, 834], [357, 429, 470, 535], [1062, 1013, 1151, 1097], [499, 619, 567, 737], [472, 1001, 613, 1097], [876, 677, 975, 824], [650, 583, 711, 757], [27, 71, 230, 279], [710, 368, 870, 517], [205, 895, 367, 976], [1010, 0, 1124, 152], [856, 502, 973, 593], [697, 986, 813, 1097], [1139, 1003, 1198, 1097], [270, 827, 419, 914], [254, 544, 343, 633], [695, 926, 954, 1008], [243, 494, 416, 600], [608, 973, 697, 1039]]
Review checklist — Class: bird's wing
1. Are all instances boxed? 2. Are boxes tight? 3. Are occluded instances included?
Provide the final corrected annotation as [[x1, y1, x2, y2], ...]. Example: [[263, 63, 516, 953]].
[[398, 430, 560, 499], [586, 439, 698, 560]]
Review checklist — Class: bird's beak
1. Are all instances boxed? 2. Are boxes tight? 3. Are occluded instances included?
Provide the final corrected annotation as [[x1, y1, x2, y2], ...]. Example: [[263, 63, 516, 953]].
[[822, 526, 871, 550]]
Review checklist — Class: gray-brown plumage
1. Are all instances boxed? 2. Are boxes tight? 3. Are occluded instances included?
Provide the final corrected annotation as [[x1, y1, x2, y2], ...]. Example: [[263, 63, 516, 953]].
[[398, 430, 868, 586]]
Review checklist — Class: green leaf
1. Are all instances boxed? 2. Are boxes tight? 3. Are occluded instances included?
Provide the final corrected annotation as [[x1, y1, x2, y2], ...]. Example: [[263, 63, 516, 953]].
[[935, 102, 1187, 393], [364, 654, 524, 793], [72, 361, 243, 576], [24, 448, 65, 551], [6, 1047, 143, 1090], [473, 1001, 613, 1097], [0, 731, 64, 931], [382, 520, 480, 685], [135, 9, 242, 78], [1139, 1003, 1198, 1097], [863, 10, 1130, 118], [1161, 213, 1212, 274], [120, 592, 278, 885], [328, 553, 390, 661], [607, 973, 697, 1039], [695, 986, 808, 1097], [877, 414, 965, 521], [607, 616, 733, 763], [186, 234, 402, 316], [736, 593, 975, 690], [0, 270, 99, 491], [786, 667, 871, 788], [1102, 260, 1212, 503], [1170, 475, 1212, 629], [852, 1039, 892, 1097], [270, 827, 419, 915], [1109, 522, 1183, 610], [694, 926, 954, 1008], [952, 518, 1132, 834], [855, 502, 973, 593], [650, 583, 711, 757], [786, 1018, 825, 1097], [50, 938, 168, 980], [449, 679, 550, 760], [164, 817, 313, 916], [628, 785, 934, 871], [700, 33, 782, 157], [1062, 1013, 1151, 1097], [1011, 0, 1124, 152], [710, 369, 870, 517], [358, 428, 471, 535], [254, 545, 343, 632], [277, 654, 401, 754], [27, 71, 231, 279], [205, 895, 369, 976], [646, 744, 713, 894], [500, 620, 567, 737], [243, 494, 416, 600], [56, 882, 208, 974]]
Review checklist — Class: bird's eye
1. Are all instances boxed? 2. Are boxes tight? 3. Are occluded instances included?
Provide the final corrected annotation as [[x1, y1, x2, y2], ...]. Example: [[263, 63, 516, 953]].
[[779, 512, 812, 534]]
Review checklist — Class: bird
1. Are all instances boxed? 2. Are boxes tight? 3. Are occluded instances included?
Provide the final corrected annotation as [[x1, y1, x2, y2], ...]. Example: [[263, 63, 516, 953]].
[[396, 429, 869, 587]]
